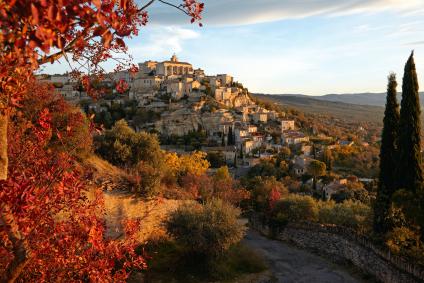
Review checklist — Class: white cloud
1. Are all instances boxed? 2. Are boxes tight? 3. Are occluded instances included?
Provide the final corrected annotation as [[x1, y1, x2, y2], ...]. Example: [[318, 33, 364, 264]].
[[145, 0, 424, 26], [128, 26, 200, 60]]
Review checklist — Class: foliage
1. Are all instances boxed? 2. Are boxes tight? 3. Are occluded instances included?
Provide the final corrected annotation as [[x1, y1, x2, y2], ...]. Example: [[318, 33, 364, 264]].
[[331, 182, 374, 204], [21, 82, 93, 158], [180, 171, 250, 206], [318, 200, 373, 232], [247, 159, 288, 179], [164, 151, 210, 180], [166, 199, 246, 259], [144, 240, 266, 282], [129, 162, 162, 197], [214, 165, 231, 181], [90, 100, 159, 129], [245, 176, 288, 212], [0, 100, 144, 282], [395, 52, 424, 239], [307, 160, 326, 190], [206, 151, 226, 168], [398, 52, 423, 192], [385, 227, 424, 262], [332, 145, 379, 178], [0, 1, 204, 280], [95, 119, 163, 167], [272, 195, 319, 223]]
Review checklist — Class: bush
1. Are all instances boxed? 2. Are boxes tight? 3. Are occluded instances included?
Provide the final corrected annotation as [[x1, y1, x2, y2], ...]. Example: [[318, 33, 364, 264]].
[[129, 162, 162, 197], [207, 151, 226, 168], [144, 241, 266, 282], [318, 200, 372, 232], [247, 176, 288, 212], [166, 199, 246, 258], [273, 195, 318, 222], [95, 119, 164, 167], [385, 227, 424, 263]]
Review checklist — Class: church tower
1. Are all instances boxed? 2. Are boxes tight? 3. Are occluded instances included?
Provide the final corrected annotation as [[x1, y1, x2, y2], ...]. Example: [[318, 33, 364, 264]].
[[170, 54, 178, 62]]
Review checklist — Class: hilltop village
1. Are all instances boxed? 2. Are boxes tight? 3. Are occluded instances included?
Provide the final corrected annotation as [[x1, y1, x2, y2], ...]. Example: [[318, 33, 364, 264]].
[[38, 55, 378, 200]]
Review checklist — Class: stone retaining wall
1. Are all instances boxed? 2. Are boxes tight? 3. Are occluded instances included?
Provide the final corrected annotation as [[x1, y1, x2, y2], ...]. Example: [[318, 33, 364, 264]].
[[250, 216, 424, 283]]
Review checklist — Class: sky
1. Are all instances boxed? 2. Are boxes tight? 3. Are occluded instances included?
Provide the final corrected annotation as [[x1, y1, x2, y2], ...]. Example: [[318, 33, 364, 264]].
[[43, 0, 424, 96]]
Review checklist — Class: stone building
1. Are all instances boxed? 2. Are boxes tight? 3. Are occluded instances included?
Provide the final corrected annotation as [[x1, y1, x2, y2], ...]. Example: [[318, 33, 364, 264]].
[[282, 131, 309, 145], [252, 112, 268, 123], [156, 54, 193, 77], [281, 120, 296, 131]]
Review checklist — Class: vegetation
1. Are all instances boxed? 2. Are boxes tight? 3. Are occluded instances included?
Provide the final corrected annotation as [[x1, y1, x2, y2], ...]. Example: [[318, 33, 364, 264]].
[[268, 194, 373, 233], [144, 241, 266, 282], [373, 52, 424, 262], [95, 119, 164, 167], [307, 160, 326, 190], [166, 199, 246, 259], [0, 1, 203, 281], [374, 73, 400, 234], [398, 52, 423, 193], [318, 200, 372, 233]]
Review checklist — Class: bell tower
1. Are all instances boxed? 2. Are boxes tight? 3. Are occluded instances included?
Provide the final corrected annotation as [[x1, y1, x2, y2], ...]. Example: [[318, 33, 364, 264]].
[[170, 54, 178, 62]]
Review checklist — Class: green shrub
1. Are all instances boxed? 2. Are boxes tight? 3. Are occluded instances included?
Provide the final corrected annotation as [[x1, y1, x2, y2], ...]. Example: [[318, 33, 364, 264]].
[[95, 119, 164, 167], [166, 199, 246, 258], [273, 194, 319, 222], [318, 200, 372, 232], [129, 162, 162, 197]]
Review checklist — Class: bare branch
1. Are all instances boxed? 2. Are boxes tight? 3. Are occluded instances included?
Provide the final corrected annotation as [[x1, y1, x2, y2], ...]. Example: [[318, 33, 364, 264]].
[[139, 0, 156, 11], [158, 0, 190, 15]]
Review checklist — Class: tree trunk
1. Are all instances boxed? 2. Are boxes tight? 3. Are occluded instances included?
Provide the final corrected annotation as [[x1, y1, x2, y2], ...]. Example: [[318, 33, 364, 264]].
[[0, 206, 29, 283], [0, 111, 7, 180]]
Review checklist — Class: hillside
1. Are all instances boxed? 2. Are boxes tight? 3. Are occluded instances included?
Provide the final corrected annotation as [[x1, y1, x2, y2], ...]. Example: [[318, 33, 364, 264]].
[[263, 92, 424, 108], [253, 93, 384, 125]]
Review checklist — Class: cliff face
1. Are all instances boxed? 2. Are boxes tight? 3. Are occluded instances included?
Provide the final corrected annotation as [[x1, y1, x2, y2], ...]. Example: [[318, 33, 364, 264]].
[[147, 92, 254, 136], [155, 108, 237, 136], [233, 93, 252, 108], [155, 109, 202, 136]]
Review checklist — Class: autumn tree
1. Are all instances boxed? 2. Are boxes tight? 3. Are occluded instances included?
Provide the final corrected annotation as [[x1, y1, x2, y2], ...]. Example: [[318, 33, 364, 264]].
[[307, 160, 326, 190], [0, 0, 204, 281], [0, 0, 204, 180], [374, 73, 400, 234], [0, 84, 145, 282]]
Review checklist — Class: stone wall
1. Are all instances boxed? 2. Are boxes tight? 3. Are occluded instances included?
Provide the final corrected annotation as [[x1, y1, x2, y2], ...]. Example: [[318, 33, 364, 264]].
[[250, 217, 424, 283]]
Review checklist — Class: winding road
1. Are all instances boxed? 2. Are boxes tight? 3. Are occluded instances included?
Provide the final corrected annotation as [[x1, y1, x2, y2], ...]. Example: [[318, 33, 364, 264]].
[[243, 230, 365, 283]]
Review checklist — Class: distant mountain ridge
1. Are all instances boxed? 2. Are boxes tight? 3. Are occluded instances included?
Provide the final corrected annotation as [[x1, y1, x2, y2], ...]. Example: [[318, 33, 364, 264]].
[[259, 92, 424, 107], [253, 93, 385, 124]]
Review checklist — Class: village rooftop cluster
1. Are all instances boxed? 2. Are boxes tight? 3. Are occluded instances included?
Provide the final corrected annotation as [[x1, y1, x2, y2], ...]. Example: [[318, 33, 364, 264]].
[[38, 55, 365, 200]]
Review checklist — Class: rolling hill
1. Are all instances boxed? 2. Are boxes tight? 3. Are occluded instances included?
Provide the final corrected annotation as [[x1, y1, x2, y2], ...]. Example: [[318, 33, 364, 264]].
[[253, 93, 385, 124], [265, 92, 424, 108]]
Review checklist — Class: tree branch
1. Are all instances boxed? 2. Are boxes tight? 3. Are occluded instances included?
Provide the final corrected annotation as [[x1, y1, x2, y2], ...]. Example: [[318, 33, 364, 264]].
[[157, 0, 190, 15], [139, 0, 156, 11], [0, 206, 30, 283]]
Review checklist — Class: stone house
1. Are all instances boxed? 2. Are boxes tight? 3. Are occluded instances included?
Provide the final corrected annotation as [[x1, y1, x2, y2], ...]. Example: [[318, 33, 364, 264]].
[[252, 112, 268, 123], [281, 120, 296, 131], [282, 131, 309, 145], [322, 179, 348, 200]]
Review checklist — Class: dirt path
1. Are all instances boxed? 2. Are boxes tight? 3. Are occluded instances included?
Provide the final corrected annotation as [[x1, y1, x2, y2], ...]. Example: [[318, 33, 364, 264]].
[[243, 230, 365, 283]]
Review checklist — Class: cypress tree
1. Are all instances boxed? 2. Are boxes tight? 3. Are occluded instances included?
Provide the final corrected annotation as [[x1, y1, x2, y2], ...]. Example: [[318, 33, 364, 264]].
[[374, 73, 400, 234], [398, 51, 423, 192]]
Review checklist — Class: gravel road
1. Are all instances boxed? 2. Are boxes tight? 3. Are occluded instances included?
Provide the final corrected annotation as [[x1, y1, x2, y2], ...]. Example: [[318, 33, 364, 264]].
[[243, 230, 365, 283]]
